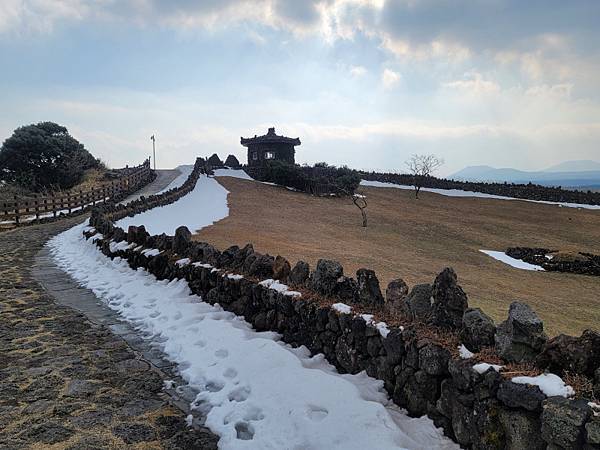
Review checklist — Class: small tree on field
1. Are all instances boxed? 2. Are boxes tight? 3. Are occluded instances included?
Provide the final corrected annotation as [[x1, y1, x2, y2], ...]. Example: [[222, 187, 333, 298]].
[[352, 192, 368, 227], [405, 154, 444, 199]]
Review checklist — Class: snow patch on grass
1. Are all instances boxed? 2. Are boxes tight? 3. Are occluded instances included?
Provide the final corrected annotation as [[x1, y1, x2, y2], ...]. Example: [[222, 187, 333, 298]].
[[480, 250, 545, 271], [361, 180, 600, 210]]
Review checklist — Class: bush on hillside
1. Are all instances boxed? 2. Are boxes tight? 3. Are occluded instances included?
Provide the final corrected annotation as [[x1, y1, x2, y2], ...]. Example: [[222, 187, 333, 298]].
[[224, 154, 241, 168], [207, 153, 223, 166], [0, 122, 102, 191], [253, 161, 361, 195]]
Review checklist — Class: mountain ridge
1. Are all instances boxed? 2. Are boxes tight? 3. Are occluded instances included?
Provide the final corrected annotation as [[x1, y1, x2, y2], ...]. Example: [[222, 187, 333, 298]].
[[450, 160, 600, 187]]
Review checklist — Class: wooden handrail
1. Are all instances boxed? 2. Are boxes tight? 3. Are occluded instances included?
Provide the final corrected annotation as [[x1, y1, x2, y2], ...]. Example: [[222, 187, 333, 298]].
[[0, 160, 151, 225]]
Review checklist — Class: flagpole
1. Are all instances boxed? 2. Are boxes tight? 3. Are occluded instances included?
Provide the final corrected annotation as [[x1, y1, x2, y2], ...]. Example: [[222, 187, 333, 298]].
[[151, 135, 156, 170]]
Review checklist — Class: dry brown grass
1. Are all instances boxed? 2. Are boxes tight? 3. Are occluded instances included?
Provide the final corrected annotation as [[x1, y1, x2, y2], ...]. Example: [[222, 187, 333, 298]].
[[194, 177, 600, 337]]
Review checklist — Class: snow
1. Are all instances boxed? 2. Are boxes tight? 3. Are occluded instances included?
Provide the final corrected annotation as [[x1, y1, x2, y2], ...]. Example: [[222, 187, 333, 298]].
[[116, 174, 229, 235], [141, 248, 161, 257], [49, 223, 458, 450], [360, 180, 600, 210], [89, 233, 103, 242], [213, 168, 254, 180], [458, 345, 475, 359], [332, 303, 352, 314], [213, 168, 300, 192], [176, 258, 191, 267], [259, 279, 302, 297], [108, 240, 134, 253], [512, 373, 574, 398], [473, 363, 503, 374], [360, 314, 392, 338], [480, 250, 545, 271], [157, 165, 194, 194], [227, 274, 244, 281], [193, 262, 214, 269]]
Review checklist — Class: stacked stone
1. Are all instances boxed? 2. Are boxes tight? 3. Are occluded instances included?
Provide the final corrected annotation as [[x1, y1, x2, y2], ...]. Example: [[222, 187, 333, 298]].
[[86, 168, 600, 449]]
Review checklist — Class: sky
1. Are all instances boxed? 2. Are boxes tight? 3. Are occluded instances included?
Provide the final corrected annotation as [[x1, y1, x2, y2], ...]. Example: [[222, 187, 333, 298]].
[[0, 0, 599, 175]]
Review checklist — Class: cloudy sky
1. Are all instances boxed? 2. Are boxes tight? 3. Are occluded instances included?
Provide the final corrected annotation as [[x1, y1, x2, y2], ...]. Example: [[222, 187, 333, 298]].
[[1, 0, 599, 174]]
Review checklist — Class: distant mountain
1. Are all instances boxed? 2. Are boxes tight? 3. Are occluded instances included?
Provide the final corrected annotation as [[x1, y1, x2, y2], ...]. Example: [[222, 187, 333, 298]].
[[450, 161, 600, 188], [544, 160, 600, 172]]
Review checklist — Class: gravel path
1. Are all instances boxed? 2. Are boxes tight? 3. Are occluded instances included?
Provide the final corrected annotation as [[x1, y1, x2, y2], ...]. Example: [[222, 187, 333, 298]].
[[0, 179, 218, 449]]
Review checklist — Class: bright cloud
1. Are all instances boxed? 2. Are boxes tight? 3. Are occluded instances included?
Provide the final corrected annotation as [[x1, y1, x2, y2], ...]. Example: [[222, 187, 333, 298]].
[[0, 0, 599, 173], [381, 68, 400, 89]]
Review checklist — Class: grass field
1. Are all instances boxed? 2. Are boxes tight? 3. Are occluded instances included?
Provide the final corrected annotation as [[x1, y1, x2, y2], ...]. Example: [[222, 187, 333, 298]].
[[195, 176, 600, 337], [0, 168, 107, 203]]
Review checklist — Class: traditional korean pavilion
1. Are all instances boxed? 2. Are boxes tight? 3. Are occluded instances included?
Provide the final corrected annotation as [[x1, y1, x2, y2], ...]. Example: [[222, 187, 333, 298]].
[[241, 127, 301, 167]]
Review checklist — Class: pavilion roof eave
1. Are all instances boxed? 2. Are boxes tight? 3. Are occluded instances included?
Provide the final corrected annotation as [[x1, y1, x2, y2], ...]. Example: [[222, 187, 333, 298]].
[[240, 137, 301, 147]]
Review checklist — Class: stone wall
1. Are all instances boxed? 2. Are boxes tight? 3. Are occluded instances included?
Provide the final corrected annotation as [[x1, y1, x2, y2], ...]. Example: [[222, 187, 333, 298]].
[[506, 247, 600, 277], [361, 171, 600, 206], [85, 160, 600, 449]]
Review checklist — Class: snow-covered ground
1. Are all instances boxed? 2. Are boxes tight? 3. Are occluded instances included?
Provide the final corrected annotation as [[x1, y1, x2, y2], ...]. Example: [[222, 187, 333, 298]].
[[360, 180, 600, 210], [116, 174, 229, 235], [213, 168, 254, 180], [480, 250, 545, 271], [157, 165, 194, 194], [49, 223, 458, 450]]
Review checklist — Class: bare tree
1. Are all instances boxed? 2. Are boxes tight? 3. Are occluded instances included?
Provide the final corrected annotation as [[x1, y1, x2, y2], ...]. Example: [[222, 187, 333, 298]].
[[337, 186, 368, 227], [405, 154, 444, 199], [352, 192, 368, 227]]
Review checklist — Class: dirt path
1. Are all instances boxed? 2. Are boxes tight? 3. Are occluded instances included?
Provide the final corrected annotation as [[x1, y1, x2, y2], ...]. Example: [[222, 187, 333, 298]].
[[0, 213, 217, 448]]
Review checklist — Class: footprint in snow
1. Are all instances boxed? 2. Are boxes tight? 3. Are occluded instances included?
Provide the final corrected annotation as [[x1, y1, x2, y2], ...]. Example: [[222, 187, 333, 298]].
[[228, 386, 251, 402], [235, 422, 254, 440], [205, 380, 225, 392], [214, 349, 228, 358], [306, 405, 329, 422], [194, 340, 206, 348], [223, 368, 237, 379]]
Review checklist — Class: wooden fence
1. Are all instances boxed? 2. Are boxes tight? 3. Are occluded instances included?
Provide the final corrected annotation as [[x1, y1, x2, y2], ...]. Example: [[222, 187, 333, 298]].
[[0, 160, 152, 226]]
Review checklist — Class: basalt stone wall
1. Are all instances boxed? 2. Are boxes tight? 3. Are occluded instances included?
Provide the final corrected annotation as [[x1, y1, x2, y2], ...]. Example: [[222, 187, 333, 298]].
[[86, 160, 600, 449], [361, 171, 600, 206], [506, 247, 600, 277], [89, 157, 204, 237]]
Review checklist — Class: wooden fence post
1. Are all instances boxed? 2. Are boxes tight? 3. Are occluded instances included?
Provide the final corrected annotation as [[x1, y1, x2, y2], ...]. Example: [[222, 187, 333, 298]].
[[14, 195, 19, 225], [34, 195, 39, 223]]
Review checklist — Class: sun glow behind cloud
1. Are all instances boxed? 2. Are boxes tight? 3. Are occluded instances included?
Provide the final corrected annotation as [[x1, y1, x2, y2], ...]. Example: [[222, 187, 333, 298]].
[[0, 0, 599, 173]]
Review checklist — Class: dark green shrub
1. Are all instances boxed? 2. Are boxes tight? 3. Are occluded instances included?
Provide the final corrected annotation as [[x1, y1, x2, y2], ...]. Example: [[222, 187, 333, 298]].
[[0, 122, 102, 191]]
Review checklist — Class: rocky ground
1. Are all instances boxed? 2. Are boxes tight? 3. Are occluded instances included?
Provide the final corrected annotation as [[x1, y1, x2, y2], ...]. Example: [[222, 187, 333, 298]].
[[0, 219, 218, 448]]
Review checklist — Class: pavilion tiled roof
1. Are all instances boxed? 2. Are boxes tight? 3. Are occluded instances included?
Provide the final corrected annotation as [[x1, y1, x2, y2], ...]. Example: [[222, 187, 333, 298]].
[[240, 127, 301, 147]]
